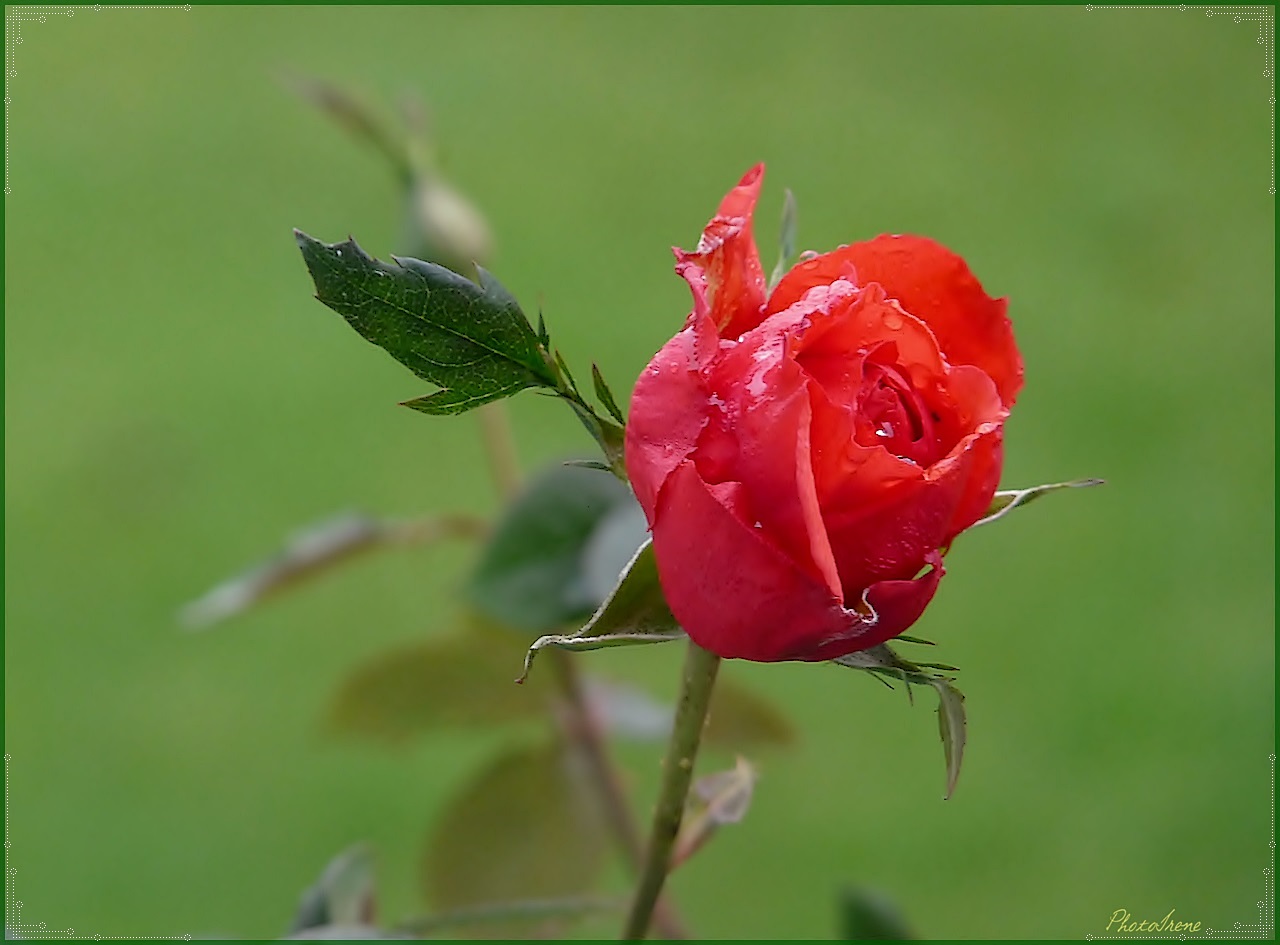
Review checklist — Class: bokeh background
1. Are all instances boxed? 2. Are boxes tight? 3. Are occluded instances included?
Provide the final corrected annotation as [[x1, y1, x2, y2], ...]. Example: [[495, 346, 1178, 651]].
[[4, 5, 1275, 940]]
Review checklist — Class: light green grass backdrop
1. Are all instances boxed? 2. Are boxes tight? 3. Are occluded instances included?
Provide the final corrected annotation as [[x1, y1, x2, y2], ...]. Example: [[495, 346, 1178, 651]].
[[4, 5, 1274, 940]]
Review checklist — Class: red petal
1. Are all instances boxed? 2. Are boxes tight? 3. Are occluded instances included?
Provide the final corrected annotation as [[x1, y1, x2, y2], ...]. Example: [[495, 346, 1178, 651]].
[[815, 370, 1004, 594], [823, 472, 962, 595], [651, 461, 875, 661], [625, 325, 710, 517], [770, 235, 1023, 407], [694, 319, 841, 597], [938, 425, 1004, 541], [803, 553, 946, 661], [790, 282, 945, 412], [675, 165, 768, 340]]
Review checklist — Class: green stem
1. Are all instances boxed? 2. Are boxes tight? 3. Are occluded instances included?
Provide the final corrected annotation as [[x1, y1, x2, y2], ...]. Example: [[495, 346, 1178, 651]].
[[622, 640, 722, 941], [549, 651, 690, 940]]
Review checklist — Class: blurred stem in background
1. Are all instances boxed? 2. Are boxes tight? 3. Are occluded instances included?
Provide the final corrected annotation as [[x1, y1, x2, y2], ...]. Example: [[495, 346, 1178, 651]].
[[293, 75, 689, 939]]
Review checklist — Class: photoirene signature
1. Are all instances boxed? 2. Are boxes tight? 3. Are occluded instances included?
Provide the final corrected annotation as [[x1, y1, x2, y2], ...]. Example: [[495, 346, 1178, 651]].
[[1106, 908, 1202, 934]]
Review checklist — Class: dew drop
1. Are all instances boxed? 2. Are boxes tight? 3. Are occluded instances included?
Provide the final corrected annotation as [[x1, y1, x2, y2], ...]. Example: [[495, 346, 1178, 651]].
[[884, 311, 904, 330], [875, 422, 895, 438]]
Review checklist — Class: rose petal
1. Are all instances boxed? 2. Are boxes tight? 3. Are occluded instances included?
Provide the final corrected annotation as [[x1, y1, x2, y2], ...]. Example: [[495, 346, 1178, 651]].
[[790, 282, 944, 412], [938, 425, 1004, 541], [674, 164, 768, 340], [696, 325, 841, 598], [824, 473, 961, 594], [625, 325, 710, 516], [804, 553, 946, 661], [769, 234, 1023, 407], [652, 461, 875, 661]]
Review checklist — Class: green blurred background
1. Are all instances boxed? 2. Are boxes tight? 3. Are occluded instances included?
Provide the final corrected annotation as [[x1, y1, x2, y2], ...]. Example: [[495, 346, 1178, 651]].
[[4, 5, 1275, 939]]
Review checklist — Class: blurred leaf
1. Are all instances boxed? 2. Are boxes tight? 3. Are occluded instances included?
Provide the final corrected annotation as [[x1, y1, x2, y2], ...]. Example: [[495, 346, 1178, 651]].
[[422, 740, 609, 917], [671, 756, 758, 870], [932, 680, 967, 800], [286, 926, 408, 940], [583, 672, 794, 749], [838, 887, 915, 940], [396, 896, 624, 937], [517, 540, 686, 683], [467, 462, 636, 634], [972, 477, 1105, 529], [286, 74, 413, 185], [767, 187, 798, 292], [288, 844, 376, 935], [705, 676, 796, 749], [180, 511, 486, 630], [327, 628, 552, 743], [295, 232, 555, 415], [590, 363, 626, 425], [577, 500, 649, 606], [582, 676, 672, 741]]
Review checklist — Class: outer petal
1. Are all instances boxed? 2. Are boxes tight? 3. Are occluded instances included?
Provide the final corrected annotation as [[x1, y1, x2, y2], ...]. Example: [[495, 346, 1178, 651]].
[[804, 553, 946, 661], [769, 235, 1023, 407], [696, 316, 841, 596], [941, 426, 1003, 541], [674, 165, 768, 340], [625, 325, 710, 517], [824, 472, 964, 596], [652, 461, 918, 661]]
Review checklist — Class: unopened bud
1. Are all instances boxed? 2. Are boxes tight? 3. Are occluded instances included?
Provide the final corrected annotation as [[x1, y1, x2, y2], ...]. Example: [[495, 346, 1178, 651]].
[[401, 174, 493, 279]]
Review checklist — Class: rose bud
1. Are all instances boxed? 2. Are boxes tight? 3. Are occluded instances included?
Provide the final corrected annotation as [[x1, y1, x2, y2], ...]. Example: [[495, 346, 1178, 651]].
[[625, 165, 1023, 662]]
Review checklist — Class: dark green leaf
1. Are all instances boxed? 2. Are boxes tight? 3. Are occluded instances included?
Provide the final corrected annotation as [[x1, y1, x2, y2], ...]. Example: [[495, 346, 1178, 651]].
[[838, 887, 915, 940], [833, 643, 951, 688], [289, 844, 376, 934], [932, 679, 967, 800], [327, 627, 552, 742], [972, 477, 1105, 529], [422, 740, 609, 915], [563, 459, 612, 472], [467, 462, 636, 634], [833, 644, 965, 795], [518, 540, 686, 683], [553, 348, 579, 392], [590, 363, 626, 425], [295, 232, 555, 415], [705, 676, 796, 749], [569, 401, 628, 478]]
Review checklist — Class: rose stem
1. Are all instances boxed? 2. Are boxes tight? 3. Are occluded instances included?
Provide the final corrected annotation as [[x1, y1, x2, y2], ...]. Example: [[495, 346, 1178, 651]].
[[475, 401, 688, 939], [622, 640, 722, 941], [548, 649, 690, 939]]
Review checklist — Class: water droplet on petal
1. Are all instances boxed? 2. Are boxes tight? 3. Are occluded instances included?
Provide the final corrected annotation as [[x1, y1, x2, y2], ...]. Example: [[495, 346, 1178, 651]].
[[884, 311, 903, 330]]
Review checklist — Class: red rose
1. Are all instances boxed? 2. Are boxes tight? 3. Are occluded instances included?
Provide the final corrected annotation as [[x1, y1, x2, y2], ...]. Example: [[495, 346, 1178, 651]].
[[625, 165, 1023, 662]]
